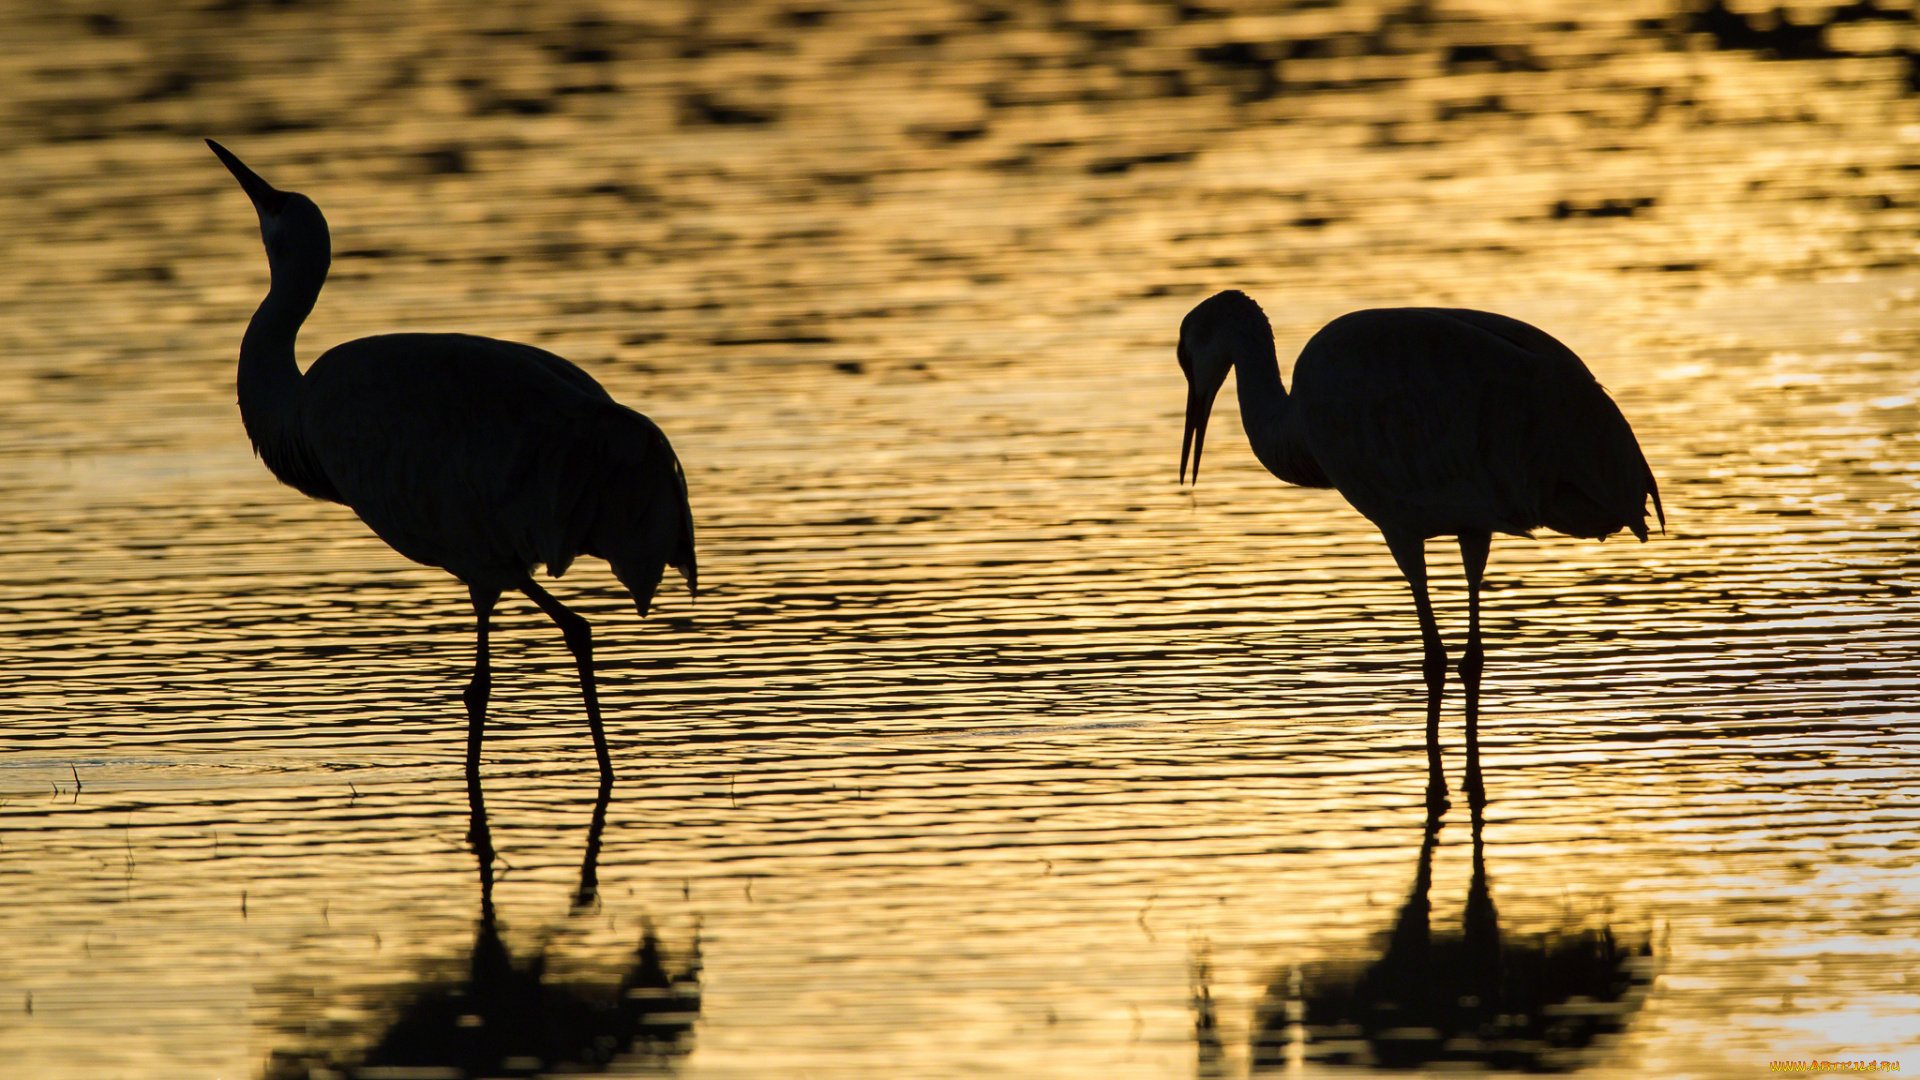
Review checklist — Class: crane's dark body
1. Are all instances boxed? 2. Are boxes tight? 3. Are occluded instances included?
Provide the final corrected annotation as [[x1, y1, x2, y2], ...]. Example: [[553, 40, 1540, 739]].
[[1178, 290, 1661, 811], [211, 139, 694, 809], [1290, 307, 1659, 544], [280, 333, 694, 609]]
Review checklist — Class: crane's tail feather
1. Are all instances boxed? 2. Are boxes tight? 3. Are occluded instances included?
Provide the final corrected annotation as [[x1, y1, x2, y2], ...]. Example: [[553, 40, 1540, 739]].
[[1645, 453, 1666, 536], [669, 454, 697, 601], [1539, 381, 1663, 543], [572, 403, 697, 619]]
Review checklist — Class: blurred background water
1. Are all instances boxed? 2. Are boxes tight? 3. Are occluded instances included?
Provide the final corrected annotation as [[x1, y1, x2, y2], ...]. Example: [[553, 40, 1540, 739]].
[[1, 0, 1917, 1076]]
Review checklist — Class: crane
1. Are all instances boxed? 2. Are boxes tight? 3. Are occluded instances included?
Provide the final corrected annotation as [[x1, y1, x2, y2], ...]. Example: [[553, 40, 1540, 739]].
[[207, 139, 695, 808], [1176, 290, 1661, 811]]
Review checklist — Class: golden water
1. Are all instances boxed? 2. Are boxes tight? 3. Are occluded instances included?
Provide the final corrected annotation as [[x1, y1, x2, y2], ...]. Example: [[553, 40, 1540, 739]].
[[1, 1, 1917, 1076]]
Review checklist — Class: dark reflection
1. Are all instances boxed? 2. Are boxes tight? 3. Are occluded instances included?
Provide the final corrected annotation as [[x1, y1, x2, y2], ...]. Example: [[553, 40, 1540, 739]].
[[1192, 944, 1229, 1080], [467, 765, 612, 920], [1682, 0, 1918, 62], [1242, 798, 1653, 1072], [264, 781, 699, 1079]]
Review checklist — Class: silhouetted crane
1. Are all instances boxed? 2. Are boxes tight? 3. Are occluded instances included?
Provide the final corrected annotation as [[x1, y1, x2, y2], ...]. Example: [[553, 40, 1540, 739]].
[[208, 139, 695, 801], [1177, 290, 1661, 810]]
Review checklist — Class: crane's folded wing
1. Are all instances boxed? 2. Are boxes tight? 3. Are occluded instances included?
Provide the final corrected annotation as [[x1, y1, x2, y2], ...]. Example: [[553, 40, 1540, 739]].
[[298, 333, 688, 589]]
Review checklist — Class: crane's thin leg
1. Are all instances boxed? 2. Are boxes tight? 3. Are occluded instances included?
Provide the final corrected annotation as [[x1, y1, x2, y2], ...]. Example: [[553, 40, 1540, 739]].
[[1458, 531, 1491, 812], [1385, 532, 1448, 814], [465, 585, 501, 873], [519, 578, 614, 787]]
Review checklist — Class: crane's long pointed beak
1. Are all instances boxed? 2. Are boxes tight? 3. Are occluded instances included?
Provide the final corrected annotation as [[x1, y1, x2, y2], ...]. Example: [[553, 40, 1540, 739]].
[[1181, 383, 1211, 485], [206, 139, 287, 215]]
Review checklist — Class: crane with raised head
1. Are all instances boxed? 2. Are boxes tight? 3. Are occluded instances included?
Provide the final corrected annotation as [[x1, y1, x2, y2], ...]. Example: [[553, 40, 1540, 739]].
[[1176, 290, 1661, 811], [208, 139, 695, 812]]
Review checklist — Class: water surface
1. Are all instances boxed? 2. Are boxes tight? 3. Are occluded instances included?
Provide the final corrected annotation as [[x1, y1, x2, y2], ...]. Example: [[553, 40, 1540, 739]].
[[1, 1, 1917, 1076]]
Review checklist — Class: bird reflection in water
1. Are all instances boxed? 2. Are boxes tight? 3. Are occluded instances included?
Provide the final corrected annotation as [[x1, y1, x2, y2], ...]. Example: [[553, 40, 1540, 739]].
[[263, 786, 700, 1079], [1240, 798, 1655, 1072]]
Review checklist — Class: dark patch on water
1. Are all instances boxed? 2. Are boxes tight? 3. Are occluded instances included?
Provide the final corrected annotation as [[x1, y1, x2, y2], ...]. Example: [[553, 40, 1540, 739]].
[[1553, 196, 1658, 219], [678, 91, 780, 127]]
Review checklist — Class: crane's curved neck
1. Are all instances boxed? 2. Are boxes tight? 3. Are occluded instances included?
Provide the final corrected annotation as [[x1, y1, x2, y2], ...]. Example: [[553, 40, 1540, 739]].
[[237, 246, 325, 452], [1230, 328, 1293, 477], [232, 218, 346, 506]]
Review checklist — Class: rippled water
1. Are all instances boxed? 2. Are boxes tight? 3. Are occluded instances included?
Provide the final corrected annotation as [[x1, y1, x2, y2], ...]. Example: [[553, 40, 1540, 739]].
[[2, 1, 1918, 1077]]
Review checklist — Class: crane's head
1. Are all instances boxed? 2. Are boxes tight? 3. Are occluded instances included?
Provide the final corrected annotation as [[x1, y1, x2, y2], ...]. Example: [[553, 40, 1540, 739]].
[[207, 139, 330, 282], [1178, 290, 1264, 484]]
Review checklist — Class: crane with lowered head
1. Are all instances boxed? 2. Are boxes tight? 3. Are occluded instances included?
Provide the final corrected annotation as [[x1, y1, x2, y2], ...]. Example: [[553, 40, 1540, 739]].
[[1177, 290, 1661, 812]]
